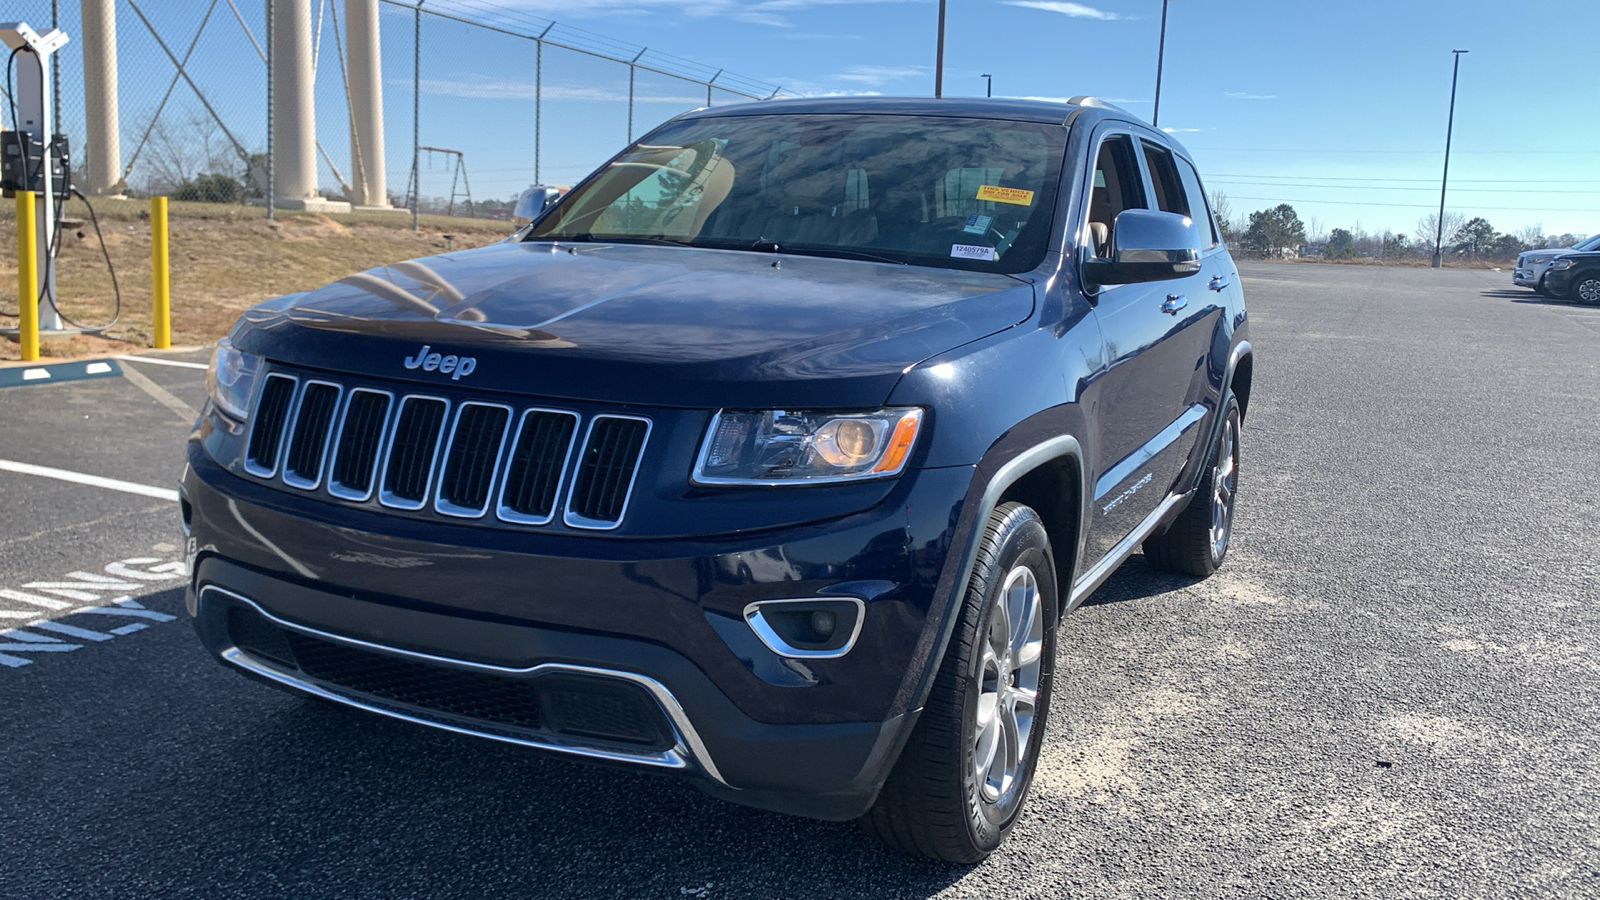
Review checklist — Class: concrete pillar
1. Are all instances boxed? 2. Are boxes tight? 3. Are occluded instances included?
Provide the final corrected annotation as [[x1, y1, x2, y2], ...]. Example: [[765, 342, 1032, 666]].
[[268, 0, 348, 211], [345, 0, 389, 208], [79, 0, 124, 196]]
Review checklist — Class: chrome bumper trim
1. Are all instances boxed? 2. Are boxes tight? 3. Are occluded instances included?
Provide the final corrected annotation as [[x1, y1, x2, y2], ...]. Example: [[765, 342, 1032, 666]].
[[200, 585, 727, 784]]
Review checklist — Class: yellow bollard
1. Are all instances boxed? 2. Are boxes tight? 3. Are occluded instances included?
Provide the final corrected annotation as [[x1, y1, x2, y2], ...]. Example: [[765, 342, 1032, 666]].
[[151, 196, 171, 349], [15, 190, 39, 362]]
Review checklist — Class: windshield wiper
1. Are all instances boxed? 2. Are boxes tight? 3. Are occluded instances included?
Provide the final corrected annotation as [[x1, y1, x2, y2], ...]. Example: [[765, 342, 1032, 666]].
[[773, 245, 909, 266]]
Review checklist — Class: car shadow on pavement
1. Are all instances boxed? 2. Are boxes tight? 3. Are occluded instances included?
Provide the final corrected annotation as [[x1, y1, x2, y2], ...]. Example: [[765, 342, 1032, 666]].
[[1078, 553, 1201, 607], [1483, 288, 1577, 306]]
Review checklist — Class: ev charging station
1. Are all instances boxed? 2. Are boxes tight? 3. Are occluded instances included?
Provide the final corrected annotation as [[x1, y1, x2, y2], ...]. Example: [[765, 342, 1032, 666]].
[[2, 21, 71, 335]]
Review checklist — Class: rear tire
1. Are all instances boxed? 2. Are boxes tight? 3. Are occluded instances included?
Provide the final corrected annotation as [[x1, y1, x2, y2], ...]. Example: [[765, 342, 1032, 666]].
[[1143, 393, 1241, 577], [860, 502, 1057, 863]]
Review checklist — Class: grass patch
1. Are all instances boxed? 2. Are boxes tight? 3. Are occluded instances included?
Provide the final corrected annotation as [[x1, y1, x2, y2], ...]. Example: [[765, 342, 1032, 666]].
[[0, 199, 511, 361]]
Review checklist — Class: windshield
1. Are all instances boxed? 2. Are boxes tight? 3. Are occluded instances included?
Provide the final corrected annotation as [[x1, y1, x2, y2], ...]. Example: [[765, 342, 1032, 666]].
[[528, 114, 1067, 274], [1574, 234, 1600, 251]]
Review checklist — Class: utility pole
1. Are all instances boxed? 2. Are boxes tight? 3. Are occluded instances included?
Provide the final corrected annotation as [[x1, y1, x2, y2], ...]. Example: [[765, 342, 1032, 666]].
[[1432, 49, 1468, 269], [1152, 0, 1169, 127], [934, 0, 946, 98], [982, 73, 992, 98]]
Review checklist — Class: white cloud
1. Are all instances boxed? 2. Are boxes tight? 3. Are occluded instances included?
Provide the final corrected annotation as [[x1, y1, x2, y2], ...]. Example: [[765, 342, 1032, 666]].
[[1161, 127, 1204, 133], [1225, 92, 1277, 100], [1001, 1, 1124, 20], [834, 64, 928, 86]]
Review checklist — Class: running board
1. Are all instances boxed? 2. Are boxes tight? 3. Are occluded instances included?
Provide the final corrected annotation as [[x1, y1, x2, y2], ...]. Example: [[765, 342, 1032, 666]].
[[1068, 490, 1192, 608]]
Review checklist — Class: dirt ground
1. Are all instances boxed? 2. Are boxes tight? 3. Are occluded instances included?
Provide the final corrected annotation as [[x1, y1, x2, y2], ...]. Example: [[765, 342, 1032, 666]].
[[0, 198, 511, 361]]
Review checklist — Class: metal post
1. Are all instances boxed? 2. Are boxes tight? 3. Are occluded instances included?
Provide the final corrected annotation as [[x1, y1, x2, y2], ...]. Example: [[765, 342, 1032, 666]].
[[266, 0, 275, 219], [982, 73, 991, 97], [15, 191, 39, 362], [1432, 49, 1468, 269], [411, 1, 423, 230], [151, 196, 171, 349], [345, 0, 390, 207], [1152, 0, 1168, 127], [934, 0, 946, 98], [535, 38, 542, 184], [628, 48, 644, 143], [707, 70, 720, 107]]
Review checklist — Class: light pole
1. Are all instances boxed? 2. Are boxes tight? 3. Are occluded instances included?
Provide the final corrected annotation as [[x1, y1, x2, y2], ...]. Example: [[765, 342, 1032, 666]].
[[934, 0, 946, 98], [1152, 0, 1169, 127], [981, 73, 992, 97], [1432, 49, 1469, 269]]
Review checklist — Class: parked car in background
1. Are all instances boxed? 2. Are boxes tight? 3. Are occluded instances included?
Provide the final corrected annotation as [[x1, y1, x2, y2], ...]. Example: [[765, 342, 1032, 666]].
[[185, 96, 1251, 863], [1542, 250, 1600, 305], [1514, 233, 1600, 295]]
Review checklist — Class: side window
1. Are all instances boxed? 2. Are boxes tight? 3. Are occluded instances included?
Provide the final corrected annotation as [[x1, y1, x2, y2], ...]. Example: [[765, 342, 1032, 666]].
[[1141, 142, 1190, 217], [1088, 135, 1145, 258], [1175, 156, 1221, 248]]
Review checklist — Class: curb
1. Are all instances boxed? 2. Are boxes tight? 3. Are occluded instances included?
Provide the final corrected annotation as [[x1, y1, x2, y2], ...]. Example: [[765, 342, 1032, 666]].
[[0, 359, 123, 389]]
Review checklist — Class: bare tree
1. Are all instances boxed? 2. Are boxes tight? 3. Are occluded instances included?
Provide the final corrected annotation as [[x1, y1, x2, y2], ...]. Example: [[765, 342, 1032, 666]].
[[1515, 224, 1547, 248], [1209, 189, 1236, 243], [139, 110, 241, 194], [1414, 211, 1467, 254]]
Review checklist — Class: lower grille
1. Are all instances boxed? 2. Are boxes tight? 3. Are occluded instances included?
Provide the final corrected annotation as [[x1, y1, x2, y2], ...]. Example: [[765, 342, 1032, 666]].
[[225, 604, 673, 751]]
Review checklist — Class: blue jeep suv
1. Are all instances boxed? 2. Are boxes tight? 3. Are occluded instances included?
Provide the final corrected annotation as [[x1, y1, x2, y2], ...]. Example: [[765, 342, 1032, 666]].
[[183, 96, 1252, 862]]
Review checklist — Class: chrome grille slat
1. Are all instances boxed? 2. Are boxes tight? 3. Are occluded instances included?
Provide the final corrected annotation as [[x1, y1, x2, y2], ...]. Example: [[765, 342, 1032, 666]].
[[379, 396, 450, 510], [328, 389, 394, 501], [498, 409, 580, 525], [282, 381, 342, 490], [435, 402, 512, 518], [243, 371, 648, 529], [244, 374, 299, 477], [564, 415, 651, 530]]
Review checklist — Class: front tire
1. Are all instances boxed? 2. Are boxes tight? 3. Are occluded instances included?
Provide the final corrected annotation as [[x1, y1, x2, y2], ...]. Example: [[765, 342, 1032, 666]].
[[1572, 274, 1600, 306], [861, 502, 1058, 863], [1143, 393, 1241, 577]]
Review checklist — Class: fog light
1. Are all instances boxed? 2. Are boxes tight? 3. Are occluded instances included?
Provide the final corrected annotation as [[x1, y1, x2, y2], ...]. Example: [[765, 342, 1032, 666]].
[[744, 598, 865, 659], [809, 609, 837, 640]]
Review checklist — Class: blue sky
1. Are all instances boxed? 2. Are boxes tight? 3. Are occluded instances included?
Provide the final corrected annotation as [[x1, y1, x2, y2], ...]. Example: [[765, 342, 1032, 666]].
[[25, 0, 1592, 239], [374, 0, 1594, 239]]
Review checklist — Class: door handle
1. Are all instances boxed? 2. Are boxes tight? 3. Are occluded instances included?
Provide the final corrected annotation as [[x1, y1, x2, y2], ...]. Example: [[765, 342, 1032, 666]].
[[1161, 294, 1188, 315], [1208, 274, 1230, 291]]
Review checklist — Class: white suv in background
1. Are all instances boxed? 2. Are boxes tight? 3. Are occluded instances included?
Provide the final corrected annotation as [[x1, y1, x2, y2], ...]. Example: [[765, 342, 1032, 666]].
[[1515, 233, 1600, 295]]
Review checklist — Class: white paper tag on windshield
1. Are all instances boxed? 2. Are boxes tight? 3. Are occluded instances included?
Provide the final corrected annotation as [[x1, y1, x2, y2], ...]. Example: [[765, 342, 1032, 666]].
[[951, 244, 997, 261], [962, 214, 993, 235]]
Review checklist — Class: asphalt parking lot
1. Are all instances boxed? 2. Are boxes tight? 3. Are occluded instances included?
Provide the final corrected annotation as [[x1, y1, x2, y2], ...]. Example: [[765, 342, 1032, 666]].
[[1, 262, 1596, 899]]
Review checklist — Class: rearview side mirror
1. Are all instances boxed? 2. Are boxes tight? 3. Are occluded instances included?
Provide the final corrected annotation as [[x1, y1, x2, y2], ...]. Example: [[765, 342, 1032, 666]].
[[513, 185, 564, 225], [1084, 209, 1203, 285]]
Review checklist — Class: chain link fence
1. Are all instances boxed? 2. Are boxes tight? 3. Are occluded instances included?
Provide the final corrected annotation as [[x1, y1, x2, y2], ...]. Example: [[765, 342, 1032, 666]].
[[3, 0, 784, 217]]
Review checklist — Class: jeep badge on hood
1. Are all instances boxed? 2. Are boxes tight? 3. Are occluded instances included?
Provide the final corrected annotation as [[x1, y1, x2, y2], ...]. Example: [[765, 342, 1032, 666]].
[[403, 345, 476, 380]]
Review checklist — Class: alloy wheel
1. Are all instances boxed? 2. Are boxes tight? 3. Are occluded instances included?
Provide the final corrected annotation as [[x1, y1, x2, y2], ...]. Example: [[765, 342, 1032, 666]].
[[971, 564, 1044, 813], [1210, 415, 1238, 559]]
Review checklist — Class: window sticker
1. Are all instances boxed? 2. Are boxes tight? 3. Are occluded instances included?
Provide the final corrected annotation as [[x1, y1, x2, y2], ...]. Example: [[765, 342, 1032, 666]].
[[975, 185, 1035, 206], [962, 214, 994, 235], [951, 244, 997, 261]]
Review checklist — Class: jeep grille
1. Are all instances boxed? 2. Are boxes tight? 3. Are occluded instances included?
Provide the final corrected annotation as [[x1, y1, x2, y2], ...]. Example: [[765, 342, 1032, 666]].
[[243, 371, 648, 530]]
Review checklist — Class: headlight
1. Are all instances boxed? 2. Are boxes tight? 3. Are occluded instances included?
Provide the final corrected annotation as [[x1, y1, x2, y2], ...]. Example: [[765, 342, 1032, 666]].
[[1548, 258, 1576, 271], [693, 408, 924, 485], [206, 335, 262, 419]]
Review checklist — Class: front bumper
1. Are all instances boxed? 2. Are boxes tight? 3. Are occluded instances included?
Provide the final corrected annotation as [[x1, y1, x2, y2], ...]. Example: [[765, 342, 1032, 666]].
[[1512, 268, 1537, 287], [182, 438, 974, 819]]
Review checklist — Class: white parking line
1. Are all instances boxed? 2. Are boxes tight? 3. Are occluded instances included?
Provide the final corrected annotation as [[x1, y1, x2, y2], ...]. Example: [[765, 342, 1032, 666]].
[[116, 355, 210, 370], [0, 559, 184, 668], [0, 459, 180, 502]]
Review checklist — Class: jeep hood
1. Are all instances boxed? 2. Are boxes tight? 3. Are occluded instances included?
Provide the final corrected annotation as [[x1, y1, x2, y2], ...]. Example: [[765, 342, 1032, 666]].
[[233, 240, 1034, 408]]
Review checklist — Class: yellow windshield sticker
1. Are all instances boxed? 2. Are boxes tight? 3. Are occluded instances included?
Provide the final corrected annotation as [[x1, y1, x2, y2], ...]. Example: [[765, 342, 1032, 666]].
[[976, 185, 1035, 206]]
